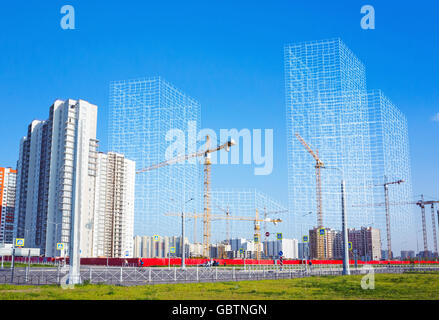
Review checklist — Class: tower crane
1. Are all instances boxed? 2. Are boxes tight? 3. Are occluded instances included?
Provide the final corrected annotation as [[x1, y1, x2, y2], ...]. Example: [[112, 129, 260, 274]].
[[295, 133, 324, 227], [165, 210, 282, 260], [137, 135, 236, 258], [376, 177, 405, 260], [352, 196, 439, 258], [416, 196, 439, 257]]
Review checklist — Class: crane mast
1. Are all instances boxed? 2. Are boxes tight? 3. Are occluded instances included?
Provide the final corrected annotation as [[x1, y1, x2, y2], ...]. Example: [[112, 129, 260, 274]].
[[295, 133, 324, 227], [379, 177, 404, 260]]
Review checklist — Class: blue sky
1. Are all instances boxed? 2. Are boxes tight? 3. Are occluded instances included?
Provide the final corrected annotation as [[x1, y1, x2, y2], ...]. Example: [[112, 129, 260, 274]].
[[0, 0, 438, 208]]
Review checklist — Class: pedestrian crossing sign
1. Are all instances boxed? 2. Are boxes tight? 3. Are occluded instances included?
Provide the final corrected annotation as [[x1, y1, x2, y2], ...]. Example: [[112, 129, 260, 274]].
[[170, 247, 176, 254], [57, 243, 64, 250], [348, 242, 353, 251], [303, 235, 309, 243], [153, 235, 159, 241], [15, 238, 25, 247], [276, 233, 282, 240], [319, 228, 325, 236]]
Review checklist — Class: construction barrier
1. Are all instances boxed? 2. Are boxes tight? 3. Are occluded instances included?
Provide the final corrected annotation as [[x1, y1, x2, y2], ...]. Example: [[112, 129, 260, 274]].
[[2, 256, 439, 267]]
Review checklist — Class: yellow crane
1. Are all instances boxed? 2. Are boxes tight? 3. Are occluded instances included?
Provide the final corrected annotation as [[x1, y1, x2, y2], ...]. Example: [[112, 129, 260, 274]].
[[137, 135, 236, 258], [165, 209, 282, 260], [295, 133, 324, 227]]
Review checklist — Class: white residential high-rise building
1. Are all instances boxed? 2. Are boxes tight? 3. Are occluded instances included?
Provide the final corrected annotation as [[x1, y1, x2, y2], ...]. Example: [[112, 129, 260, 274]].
[[264, 239, 299, 259], [0, 168, 17, 244], [133, 235, 190, 258], [93, 152, 135, 258], [15, 99, 98, 258]]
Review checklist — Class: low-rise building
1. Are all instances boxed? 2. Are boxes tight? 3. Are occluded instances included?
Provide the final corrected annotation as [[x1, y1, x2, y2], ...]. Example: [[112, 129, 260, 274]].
[[263, 239, 298, 259]]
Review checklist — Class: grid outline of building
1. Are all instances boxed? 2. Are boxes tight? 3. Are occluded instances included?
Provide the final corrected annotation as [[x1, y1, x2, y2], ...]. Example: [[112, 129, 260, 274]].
[[109, 77, 201, 237], [285, 38, 375, 239], [367, 90, 416, 253], [285, 38, 416, 254]]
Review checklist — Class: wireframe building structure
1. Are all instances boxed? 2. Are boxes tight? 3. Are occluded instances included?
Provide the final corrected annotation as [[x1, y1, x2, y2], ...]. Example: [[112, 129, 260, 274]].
[[367, 90, 416, 254], [109, 77, 200, 237], [285, 38, 375, 239], [207, 188, 288, 243], [285, 38, 416, 254]]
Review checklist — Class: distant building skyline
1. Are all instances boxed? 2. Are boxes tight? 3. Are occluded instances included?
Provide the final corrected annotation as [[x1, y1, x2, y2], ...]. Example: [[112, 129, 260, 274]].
[[209, 188, 288, 243]]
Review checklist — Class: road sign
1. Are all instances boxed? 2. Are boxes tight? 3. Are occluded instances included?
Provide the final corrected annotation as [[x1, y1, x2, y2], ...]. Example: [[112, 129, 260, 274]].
[[279, 251, 283, 256], [239, 248, 244, 254], [302, 235, 309, 243], [125, 251, 129, 257], [15, 238, 25, 247], [254, 235, 260, 243], [56, 243, 64, 250], [170, 247, 176, 254], [348, 242, 353, 251], [276, 233, 282, 240], [153, 235, 159, 241], [319, 228, 325, 236], [265, 232, 270, 237]]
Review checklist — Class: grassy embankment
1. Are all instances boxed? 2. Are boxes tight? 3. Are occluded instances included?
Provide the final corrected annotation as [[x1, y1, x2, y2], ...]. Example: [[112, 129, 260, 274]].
[[0, 273, 438, 300]]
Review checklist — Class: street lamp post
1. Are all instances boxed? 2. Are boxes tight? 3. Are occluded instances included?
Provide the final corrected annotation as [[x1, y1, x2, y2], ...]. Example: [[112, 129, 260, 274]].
[[172, 197, 194, 269], [182, 209, 186, 269], [301, 211, 312, 266], [323, 166, 350, 276]]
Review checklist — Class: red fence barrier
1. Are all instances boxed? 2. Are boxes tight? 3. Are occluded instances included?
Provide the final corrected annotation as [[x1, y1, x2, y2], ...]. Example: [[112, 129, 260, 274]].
[[2, 256, 438, 267]]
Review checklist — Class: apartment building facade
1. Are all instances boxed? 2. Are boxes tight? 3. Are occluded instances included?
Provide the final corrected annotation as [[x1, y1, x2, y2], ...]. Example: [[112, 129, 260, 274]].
[[0, 168, 17, 244], [133, 235, 190, 258], [15, 99, 98, 258], [93, 152, 135, 258], [309, 227, 337, 259], [348, 227, 382, 261]]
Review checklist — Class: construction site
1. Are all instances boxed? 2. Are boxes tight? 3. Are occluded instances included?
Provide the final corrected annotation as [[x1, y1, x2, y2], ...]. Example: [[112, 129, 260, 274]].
[[2, 41, 438, 291]]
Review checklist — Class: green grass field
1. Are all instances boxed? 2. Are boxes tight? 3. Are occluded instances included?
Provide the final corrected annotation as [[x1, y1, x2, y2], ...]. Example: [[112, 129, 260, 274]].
[[0, 273, 438, 300], [1, 262, 55, 268]]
